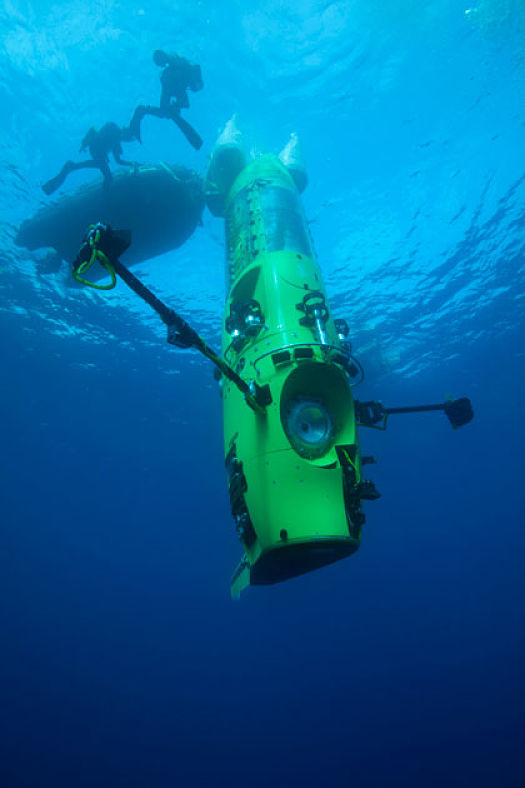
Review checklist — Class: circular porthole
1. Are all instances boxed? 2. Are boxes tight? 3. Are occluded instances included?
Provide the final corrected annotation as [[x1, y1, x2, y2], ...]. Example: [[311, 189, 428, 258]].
[[283, 396, 334, 459]]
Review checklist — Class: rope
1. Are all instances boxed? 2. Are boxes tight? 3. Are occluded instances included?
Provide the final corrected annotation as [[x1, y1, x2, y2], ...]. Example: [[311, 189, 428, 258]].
[[72, 248, 117, 290]]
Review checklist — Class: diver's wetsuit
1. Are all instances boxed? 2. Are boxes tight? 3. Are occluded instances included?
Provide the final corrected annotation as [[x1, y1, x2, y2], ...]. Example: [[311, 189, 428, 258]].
[[129, 51, 203, 150], [158, 52, 203, 112], [42, 122, 134, 195]]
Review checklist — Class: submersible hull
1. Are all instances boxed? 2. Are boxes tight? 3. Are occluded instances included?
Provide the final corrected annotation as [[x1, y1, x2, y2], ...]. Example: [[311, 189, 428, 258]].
[[211, 150, 367, 596]]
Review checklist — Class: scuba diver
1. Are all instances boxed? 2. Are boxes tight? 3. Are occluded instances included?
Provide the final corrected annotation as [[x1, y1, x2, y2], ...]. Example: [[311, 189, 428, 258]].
[[129, 50, 204, 150], [42, 122, 137, 195]]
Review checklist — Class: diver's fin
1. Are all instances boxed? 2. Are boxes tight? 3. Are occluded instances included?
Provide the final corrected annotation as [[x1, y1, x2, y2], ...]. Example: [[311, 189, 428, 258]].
[[172, 114, 203, 150], [128, 105, 147, 143], [42, 171, 67, 195], [42, 161, 74, 195]]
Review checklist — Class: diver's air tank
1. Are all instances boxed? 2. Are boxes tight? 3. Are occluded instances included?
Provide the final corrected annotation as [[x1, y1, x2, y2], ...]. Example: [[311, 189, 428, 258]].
[[206, 122, 366, 596]]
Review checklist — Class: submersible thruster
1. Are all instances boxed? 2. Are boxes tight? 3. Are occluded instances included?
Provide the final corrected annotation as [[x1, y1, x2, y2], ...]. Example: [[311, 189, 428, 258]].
[[206, 122, 375, 597]]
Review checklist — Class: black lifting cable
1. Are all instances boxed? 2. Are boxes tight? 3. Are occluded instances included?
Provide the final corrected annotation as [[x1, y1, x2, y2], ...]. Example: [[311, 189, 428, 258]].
[[72, 223, 271, 414]]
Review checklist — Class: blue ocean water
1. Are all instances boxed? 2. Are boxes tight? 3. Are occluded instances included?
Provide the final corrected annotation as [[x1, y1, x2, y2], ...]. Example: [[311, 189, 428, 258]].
[[1, 1, 524, 785]]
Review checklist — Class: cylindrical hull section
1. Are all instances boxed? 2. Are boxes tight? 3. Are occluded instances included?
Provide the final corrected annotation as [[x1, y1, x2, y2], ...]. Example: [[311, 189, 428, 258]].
[[218, 155, 365, 594]]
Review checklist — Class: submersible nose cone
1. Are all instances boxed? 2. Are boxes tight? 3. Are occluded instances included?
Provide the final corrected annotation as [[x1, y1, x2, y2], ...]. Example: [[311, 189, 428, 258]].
[[285, 398, 334, 458]]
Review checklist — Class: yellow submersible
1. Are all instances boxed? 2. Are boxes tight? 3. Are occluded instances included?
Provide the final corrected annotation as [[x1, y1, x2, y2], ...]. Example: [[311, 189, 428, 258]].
[[205, 119, 377, 596]]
